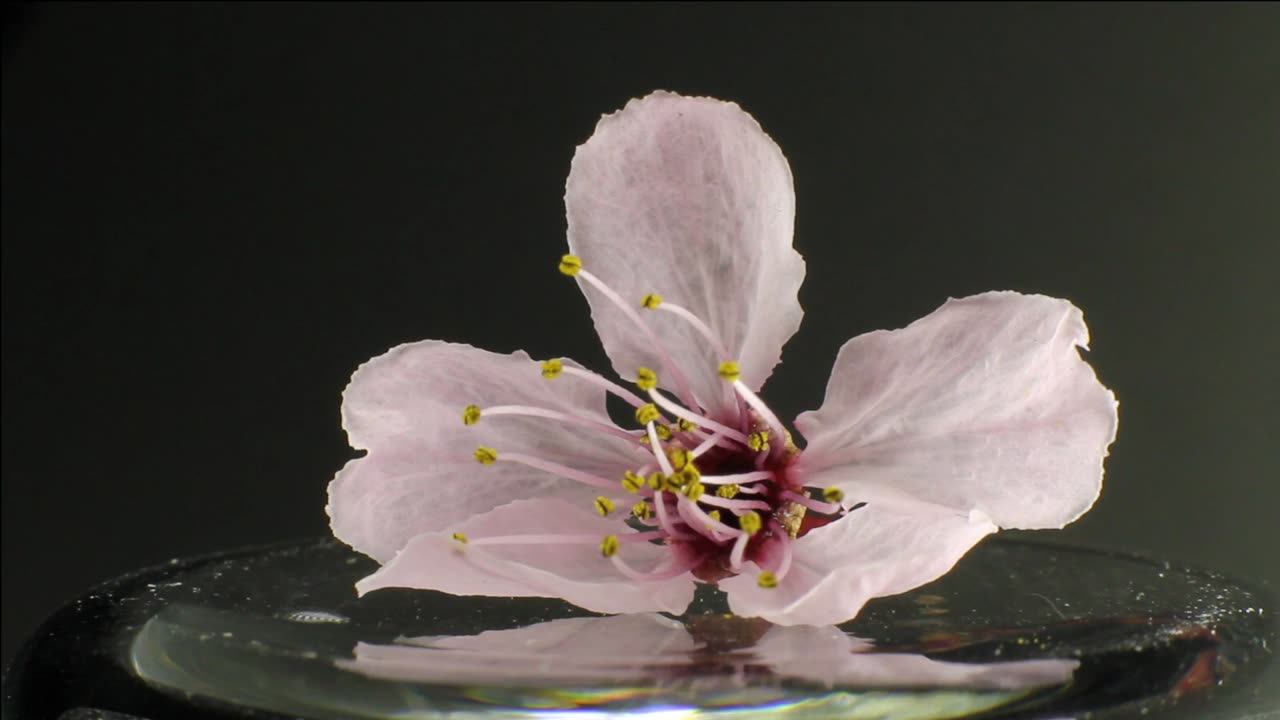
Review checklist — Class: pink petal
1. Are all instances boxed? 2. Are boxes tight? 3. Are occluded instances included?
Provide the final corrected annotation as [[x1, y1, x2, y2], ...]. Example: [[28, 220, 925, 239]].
[[355, 498, 697, 615], [721, 502, 997, 626], [797, 291, 1118, 530], [328, 340, 647, 562], [566, 91, 805, 419], [341, 615, 696, 684], [752, 625, 1077, 689]]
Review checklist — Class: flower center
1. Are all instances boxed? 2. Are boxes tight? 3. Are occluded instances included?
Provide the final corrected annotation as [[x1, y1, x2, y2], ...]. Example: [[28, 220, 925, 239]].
[[458, 255, 847, 589]]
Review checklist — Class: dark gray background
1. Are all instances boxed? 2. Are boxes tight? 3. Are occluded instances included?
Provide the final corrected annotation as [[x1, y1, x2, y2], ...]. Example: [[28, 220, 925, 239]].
[[3, 3, 1278, 668]]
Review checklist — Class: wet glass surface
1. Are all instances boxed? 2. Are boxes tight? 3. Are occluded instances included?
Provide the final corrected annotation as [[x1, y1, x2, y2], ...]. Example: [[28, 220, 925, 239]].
[[4, 536, 1275, 719]]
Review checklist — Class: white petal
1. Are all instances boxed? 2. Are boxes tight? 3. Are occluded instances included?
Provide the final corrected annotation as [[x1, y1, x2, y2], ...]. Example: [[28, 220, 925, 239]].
[[797, 291, 1118, 529], [722, 502, 997, 626], [355, 498, 697, 616], [566, 91, 805, 418], [328, 340, 647, 562]]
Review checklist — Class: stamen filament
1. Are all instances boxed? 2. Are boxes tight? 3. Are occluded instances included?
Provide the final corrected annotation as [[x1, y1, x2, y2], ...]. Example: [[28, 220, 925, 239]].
[[649, 388, 750, 446], [610, 553, 700, 582], [560, 365, 649, 408], [498, 452, 617, 490], [773, 533, 794, 581], [729, 532, 750, 571], [676, 496, 742, 541], [652, 491, 698, 540], [731, 379, 789, 457], [470, 531, 661, 547], [483, 405, 638, 441], [780, 489, 843, 515], [647, 422, 675, 476], [655, 301, 732, 362], [691, 431, 735, 457], [696, 495, 773, 512], [576, 269, 700, 409], [698, 470, 775, 485]]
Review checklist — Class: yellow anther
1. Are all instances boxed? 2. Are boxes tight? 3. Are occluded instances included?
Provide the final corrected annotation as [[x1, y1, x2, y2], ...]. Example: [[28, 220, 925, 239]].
[[716, 483, 739, 499], [718, 360, 741, 382], [462, 404, 482, 425], [677, 464, 701, 486], [748, 430, 770, 452], [541, 358, 563, 379], [757, 571, 779, 589], [635, 403, 661, 425], [668, 447, 691, 471], [677, 418, 696, 431], [707, 510, 722, 523], [631, 500, 652, 519], [594, 496, 615, 516], [682, 479, 705, 499], [739, 510, 762, 536], [655, 423, 673, 440], [641, 293, 663, 309], [823, 486, 845, 504], [473, 446, 498, 465], [600, 534, 620, 557], [621, 471, 643, 493], [635, 367, 658, 390], [451, 532, 468, 544], [558, 254, 583, 276], [648, 472, 669, 491]]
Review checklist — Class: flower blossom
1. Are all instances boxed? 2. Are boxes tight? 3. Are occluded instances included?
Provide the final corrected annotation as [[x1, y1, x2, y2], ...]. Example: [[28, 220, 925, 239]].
[[327, 91, 1118, 626]]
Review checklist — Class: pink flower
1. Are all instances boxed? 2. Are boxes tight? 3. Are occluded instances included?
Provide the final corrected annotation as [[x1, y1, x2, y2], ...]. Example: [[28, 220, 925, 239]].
[[327, 91, 1118, 626]]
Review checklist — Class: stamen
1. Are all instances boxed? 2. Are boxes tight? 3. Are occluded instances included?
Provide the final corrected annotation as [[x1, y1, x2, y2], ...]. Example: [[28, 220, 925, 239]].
[[729, 532, 749, 571], [675, 464, 701, 487], [469, 532, 658, 547], [451, 532, 468, 544], [493, 452, 616, 490], [668, 447, 692, 471], [730, 379, 789, 458], [621, 471, 644, 493], [609, 552, 701, 582], [635, 367, 659, 391], [635, 403, 662, 425], [773, 533, 794, 581], [716, 484, 739, 499], [652, 491, 698, 540], [676, 418, 696, 432], [558, 254, 583, 276], [757, 571, 779, 589], [479, 405, 638, 441], [573, 267, 699, 408], [593, 496, 615, 516], [640, 293, 663, 309], [718, 361, 741, 382], [600, 534, 619, 557], [540, 359, 564, 378], [462, 404, 482, 425], [680, 479, 706, 500], [697, 494, 772, 512], [822, 486, 845, 503], [698, 470, 774, 485], [654, 423, 673, 440], [656, 300, 732, 362], [631, 500, 651, 519], [781, 490, 843, 515], [648, 387, 750, 446], [473, 447, 498, 465], [748, 430, 770, 452], [676, 496, 741, 541], [739, 510, 763, 536], [558, 364, 648, 408], [646, 423, 675, 476]]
